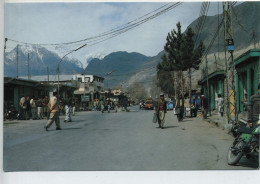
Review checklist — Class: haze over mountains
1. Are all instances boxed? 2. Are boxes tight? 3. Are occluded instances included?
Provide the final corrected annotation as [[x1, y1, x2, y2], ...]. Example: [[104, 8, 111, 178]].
[[4, 2, 260, 89]]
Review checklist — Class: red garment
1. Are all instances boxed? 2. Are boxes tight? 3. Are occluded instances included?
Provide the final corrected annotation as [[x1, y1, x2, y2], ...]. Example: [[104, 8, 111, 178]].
[[159, 100, 165, 111]]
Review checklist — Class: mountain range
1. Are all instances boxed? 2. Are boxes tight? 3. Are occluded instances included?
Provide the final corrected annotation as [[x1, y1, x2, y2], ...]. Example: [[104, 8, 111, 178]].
[[4, 2, 260, 91], [4, 45, 84, 77]]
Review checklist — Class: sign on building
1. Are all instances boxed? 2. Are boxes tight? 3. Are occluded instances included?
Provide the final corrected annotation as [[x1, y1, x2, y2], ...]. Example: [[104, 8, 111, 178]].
[[81, 95, 90, 102]]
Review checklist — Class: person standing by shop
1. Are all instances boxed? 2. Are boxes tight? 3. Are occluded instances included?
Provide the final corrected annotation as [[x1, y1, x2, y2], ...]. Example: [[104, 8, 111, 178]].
[[36, 97, 44, 119], [216, 94, 224, 117], [64, 93, 72, 122], [191, 96, 198, 117], [155, 94, 167, 129], [25, 96, 31, 120], [30, 96, 38, 120], [42, 95, 49, 118], [19, 96, 26, 120], [44, 92, 61, 131], [201, 95, 209, 119]]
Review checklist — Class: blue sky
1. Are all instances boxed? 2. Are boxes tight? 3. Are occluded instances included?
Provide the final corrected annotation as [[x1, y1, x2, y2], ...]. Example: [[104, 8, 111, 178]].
[[5, 1, 229, 67]]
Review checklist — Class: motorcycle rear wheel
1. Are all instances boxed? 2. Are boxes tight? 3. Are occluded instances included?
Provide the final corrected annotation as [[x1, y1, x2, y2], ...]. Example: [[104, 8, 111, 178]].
[[227, 138, 244, 165]]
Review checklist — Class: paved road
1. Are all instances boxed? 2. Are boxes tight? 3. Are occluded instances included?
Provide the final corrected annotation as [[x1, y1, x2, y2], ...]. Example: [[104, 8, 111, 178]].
[[3, 106, 258, 171]]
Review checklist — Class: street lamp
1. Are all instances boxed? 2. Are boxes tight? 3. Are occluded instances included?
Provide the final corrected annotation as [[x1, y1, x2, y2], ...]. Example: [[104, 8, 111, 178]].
[[104, 70, 115, 90], [57, 44, 87, 97]]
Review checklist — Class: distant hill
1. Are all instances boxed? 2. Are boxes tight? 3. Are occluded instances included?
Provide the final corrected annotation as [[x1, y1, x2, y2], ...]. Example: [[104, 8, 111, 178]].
[[84, 51, 151, 87], [187, 1, 260, 55]]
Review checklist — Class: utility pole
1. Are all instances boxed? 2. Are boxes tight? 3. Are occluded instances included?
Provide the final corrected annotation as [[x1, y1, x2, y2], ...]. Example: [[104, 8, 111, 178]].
[[4, 38, 7, 63], [214, 53, 218, 71], [223, 2, 237, 123], [47, 66, 49, 84], [206, 56, 211, 116], [28, 53, 30, 80], [16, 44, 19, 78]]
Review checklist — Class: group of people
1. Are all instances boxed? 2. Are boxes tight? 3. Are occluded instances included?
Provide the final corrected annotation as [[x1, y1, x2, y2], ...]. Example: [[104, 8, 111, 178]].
[[154, 83, 260, 129], [154, 93, 225, 129], [18, 92, 75, 131], [19, 95, 49, 120], [173, 95, 200, 121]]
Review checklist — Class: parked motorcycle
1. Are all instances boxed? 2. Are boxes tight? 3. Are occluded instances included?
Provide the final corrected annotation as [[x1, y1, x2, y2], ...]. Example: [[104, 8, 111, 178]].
[[227, 120, 259, 166], [4, 105, 18, 120], [230, 119, 247, 137]]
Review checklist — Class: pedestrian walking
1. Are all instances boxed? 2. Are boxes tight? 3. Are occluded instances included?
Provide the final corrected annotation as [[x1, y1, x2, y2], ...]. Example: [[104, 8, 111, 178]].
[[72, 98, 76, 116], [184, 96, 190, 118], [64, 93, 72, 122], [175, 95, 184, 121], [44, 92, 61, 131], [247, 84, 260, 127], [30, 96, 38, 120], [100, 100, 104, 112], [155, 94, 167, 129], [191, 96, 198, 117], [216, 94, 224, 117]]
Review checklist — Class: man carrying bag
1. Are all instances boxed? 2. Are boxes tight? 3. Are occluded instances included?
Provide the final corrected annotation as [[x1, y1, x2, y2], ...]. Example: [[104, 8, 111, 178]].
[[155, 94, 167, 129]]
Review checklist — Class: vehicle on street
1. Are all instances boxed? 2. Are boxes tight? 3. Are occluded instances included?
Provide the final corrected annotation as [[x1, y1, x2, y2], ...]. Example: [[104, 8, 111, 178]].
[[145, 98, 154, 110], [139, 99, 146, 109], [227, 119, 259, 166], [167, 101, 175, 110]]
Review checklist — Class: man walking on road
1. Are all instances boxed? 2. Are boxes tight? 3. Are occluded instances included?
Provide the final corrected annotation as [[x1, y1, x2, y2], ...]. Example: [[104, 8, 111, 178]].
[[155, 94, 167, 129], [64, 93, 72, 122], [44, 92, 61, 131]]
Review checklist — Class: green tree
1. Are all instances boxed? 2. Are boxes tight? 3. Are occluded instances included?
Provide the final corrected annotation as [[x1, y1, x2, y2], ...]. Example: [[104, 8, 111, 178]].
[[157, 22, 204, 102], [157, 70, 175, 98], [126, 82, 148, 101]]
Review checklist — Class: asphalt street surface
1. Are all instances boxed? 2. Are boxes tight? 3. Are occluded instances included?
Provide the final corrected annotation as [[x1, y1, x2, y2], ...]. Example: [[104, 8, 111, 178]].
[[3, 106, 258, 171]]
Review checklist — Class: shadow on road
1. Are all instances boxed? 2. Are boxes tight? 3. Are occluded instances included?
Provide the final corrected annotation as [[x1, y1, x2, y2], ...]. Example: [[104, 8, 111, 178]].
[[61, 127, 82, 130], [236, 157, 259, 169], [164, 126, 179, 129]]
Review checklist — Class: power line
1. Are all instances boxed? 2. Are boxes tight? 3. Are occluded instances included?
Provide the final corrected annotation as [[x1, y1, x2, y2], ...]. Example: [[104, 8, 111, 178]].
[[7, 2, 183, 47]]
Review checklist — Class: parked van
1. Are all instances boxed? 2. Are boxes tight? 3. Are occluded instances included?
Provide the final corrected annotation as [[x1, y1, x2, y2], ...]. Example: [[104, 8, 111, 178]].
[[145, 98, 154, 110]]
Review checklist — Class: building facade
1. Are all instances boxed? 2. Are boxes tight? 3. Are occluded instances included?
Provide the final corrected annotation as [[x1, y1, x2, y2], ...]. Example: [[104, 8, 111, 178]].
[[199, 70, 225, 110], [234, 49, 260, 112]]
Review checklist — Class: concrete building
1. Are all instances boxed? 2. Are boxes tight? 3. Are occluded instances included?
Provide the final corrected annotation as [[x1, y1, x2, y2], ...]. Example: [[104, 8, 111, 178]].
[[233, 49, 260, 112], [73, 74, 105, 109]]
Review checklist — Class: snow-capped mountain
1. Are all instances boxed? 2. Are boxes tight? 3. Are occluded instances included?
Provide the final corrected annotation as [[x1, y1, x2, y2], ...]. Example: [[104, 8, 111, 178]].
[[4, 45, 84, 77]]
